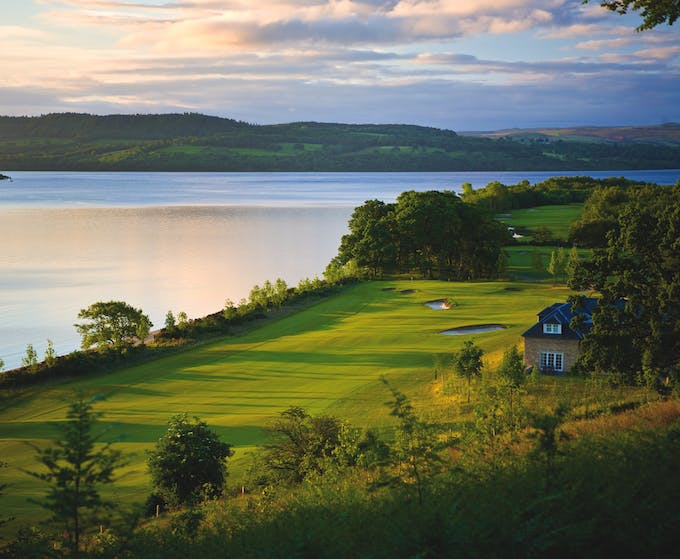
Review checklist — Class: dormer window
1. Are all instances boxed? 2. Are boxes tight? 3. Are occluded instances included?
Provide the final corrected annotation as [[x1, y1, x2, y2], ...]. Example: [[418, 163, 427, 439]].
[[543, 323, 561, 334]]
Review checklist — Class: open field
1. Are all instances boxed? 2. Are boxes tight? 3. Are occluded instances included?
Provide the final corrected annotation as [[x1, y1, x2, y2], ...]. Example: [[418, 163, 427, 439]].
[[461, 123, 680, 146], [1, 279, 583, 525], [498, 203, 583, 241]]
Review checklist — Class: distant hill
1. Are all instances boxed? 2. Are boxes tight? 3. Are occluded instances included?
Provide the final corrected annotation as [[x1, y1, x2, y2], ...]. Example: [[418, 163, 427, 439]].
[[1, 113, 679, 171], [460, 123, 680, 147]]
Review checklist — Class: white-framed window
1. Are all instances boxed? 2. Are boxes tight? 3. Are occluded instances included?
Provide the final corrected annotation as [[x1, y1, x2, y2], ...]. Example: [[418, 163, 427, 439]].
[[543, 323, 562, 334], [540, 352, 564, 372]]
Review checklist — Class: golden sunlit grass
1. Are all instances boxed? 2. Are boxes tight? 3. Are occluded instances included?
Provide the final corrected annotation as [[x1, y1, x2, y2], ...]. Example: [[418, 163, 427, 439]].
[[0, 279, 671, 530]]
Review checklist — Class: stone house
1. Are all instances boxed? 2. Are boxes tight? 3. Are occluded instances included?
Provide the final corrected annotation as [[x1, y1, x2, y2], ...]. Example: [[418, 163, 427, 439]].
[[522, 298, 598, 373]]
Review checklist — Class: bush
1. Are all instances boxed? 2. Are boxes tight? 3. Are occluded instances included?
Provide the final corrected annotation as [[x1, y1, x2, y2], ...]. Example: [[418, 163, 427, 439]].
[[147, 414, 233, 507]]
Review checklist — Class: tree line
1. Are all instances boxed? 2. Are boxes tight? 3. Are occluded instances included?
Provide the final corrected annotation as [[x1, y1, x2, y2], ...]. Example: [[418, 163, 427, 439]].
[[0, 267, 360, 389], [460, 175, 656, 212], [2, 114, 680, 171], [332, 190, 510, 280]]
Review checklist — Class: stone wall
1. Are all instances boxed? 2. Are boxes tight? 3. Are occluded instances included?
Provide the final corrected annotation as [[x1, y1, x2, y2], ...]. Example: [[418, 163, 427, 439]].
[[523, 337, 581, 372]]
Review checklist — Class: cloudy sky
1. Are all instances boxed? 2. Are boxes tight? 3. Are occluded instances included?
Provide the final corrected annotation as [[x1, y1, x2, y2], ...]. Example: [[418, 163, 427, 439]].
[[2, 1, 679, 130]]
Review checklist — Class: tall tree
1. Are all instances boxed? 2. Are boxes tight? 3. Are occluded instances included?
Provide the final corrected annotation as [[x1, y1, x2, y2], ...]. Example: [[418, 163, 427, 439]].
[[26, 397, 125, 558], [547, 248, 567, 283], [44, 339, 56, 367], [21, 343, 38, 371], [335, 190, 508, 280], [454, 340, 485, 403], [337, 199, 396, 278], [570, 185, 680, 386], [497, 346, 525, 389], [75, 301, 152, 349], [565, 246, 581, 279], [164, 310, 176, 330], [568, 185, 632, 247], [272, 278, 289, 308], [147, 413, 233, 507]]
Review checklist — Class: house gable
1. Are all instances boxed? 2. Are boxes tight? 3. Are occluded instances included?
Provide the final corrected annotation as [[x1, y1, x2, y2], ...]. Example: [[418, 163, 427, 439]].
[[522, 297, 598, 373], [522, 298, 598, 341]]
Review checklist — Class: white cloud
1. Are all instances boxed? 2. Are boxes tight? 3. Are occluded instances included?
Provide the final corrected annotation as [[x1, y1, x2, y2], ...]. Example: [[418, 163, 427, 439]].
[[575, 37, 635, 50], [35, 0, 576, 52], [1, 0, 677, 128]]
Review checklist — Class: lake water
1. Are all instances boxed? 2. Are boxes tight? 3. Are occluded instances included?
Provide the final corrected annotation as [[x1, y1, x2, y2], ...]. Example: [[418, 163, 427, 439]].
[[1, 170, 678, 369]]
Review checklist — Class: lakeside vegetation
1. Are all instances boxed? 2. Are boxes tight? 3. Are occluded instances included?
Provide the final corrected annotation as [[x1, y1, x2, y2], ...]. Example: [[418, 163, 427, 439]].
[[2, 114, 680, 171], [1, 175, 679, 556]]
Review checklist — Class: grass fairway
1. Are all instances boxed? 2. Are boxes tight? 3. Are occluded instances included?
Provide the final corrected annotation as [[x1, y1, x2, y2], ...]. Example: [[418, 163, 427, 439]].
[[499, 203, 583, 241], [0, 279, 572, 526]]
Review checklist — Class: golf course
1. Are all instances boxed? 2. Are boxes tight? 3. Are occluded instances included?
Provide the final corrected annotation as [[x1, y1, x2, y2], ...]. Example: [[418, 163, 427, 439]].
[[1, 278, 573, 525], [2, 183, 678, 559]]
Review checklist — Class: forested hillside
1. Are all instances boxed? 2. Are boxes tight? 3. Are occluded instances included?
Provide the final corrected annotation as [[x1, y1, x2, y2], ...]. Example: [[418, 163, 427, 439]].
[[1, 113, 680, 171]]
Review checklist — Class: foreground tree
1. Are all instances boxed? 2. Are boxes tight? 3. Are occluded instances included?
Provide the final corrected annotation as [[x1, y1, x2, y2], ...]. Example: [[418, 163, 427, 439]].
[[529, 404, 570, 493], [147, 413, 233, 507], [497, 346, 525, 387], [383, 380, 441, 505], [497, 346, 527, 425], [585, 0, 680, 30], [75, 301, 152, 350], [26, 397, 125, 558], [455, 340, 484, 403], [262, 407, 361, 483]]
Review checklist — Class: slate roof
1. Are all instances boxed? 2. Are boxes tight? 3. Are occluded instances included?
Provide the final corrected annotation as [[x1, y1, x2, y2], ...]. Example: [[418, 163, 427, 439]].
[[522, 297, 598, 341]]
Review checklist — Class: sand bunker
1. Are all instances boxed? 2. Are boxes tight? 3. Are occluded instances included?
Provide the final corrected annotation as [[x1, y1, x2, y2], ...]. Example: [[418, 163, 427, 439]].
[[425, 299, 452, 310], [440, 324, 505, 335]]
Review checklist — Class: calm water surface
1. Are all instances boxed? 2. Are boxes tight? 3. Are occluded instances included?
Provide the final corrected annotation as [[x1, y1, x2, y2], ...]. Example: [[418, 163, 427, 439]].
[[1, 170, 678, 369]]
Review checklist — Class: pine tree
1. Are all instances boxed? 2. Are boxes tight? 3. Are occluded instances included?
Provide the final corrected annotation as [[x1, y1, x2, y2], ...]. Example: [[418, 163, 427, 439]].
[[26, 397, 125, 558]]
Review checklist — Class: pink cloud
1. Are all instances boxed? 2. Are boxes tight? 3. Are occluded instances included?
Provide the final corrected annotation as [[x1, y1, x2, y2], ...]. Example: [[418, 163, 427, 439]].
[[634, 45, 680, 60]]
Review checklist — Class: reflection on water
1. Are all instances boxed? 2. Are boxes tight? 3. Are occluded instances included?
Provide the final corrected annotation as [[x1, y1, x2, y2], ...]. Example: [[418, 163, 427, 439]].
[[0, 206, 350, 369]]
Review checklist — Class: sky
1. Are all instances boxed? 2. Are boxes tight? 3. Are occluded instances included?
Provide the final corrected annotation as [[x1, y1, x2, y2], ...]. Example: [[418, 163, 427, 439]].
[[1, 1, 679, 130]]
